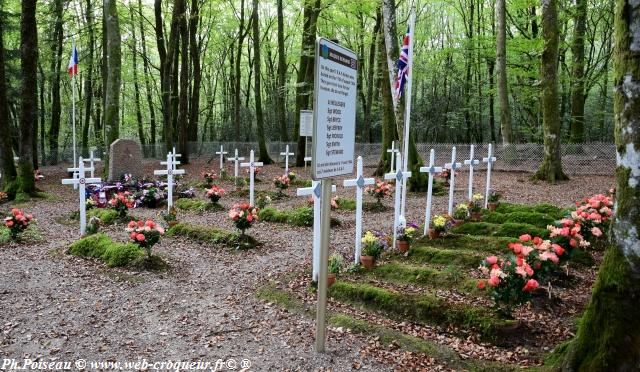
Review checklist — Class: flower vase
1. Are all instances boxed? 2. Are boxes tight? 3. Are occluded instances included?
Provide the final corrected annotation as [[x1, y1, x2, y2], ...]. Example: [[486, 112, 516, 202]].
[[360, 255, 375, 269], [471, 211, 482, 221], [397, 240, 410, 252], [428, 229, 441, 240], [327, 273, 336, 288], [488, 202, 498, 211]]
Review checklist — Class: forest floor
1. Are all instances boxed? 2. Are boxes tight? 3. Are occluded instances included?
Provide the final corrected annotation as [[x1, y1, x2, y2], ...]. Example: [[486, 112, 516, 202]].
[[0, 157, 613, 371]]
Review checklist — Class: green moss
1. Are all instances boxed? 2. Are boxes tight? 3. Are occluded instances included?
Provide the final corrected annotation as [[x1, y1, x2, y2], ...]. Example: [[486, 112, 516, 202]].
[[290, 179, 312, 187], [450, 222, 500, 235], [484, 212, 508, 224], [451, 221, 549, 238], [256, 283, 300, 312], [259, 206, 340, 227], [335, 197, 356, 211], [329, 281, 513, 340], [167, 222, 239, 247], [416, 234, 517, 255], [68, 233, 146, 267], [406, 246, 483, 268], [494, 202, 565, 220], [87, 208, 120, 225], [174, 198, 224, 213], [559, 246, 640, 370], [367, 263, 481, 294], [0, 227, 11, 245]]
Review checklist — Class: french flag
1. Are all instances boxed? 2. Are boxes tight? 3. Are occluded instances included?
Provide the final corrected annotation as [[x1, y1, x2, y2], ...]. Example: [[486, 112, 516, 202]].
[[68, 43, 78, 77]]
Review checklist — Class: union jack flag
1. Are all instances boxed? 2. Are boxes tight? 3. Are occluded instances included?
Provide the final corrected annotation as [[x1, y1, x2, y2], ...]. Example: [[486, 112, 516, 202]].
[[394, 26, 410, 100]]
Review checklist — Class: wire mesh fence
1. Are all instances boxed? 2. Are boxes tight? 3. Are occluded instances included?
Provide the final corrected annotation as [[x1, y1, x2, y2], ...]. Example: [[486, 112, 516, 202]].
[[54, 141, 614, 176]]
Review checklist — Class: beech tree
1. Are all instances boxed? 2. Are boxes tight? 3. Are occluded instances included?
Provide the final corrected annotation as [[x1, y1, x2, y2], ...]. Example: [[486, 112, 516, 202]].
[[0, 5, 16, 191], [103, 0, 121, 172]]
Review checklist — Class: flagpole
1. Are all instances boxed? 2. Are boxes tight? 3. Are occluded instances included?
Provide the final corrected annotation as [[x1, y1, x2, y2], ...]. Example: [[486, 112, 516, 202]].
[[400, 6, 416, 219], [72, 42, 77, 168]]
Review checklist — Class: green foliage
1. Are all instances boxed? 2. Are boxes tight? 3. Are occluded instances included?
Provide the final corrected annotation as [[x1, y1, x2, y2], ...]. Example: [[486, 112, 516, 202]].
[[334, 197, 356, 211], [166, 222, 239, 247], [259, 206, 340, 227], [174, 198, 223, 212], [406, 246, 483, 268], [494, 203, 565, 220], [451, 221, 549, 238], [87, 208, 120, 225], [368, 262, 480, 293], [0, 226, 11, 245], [328, 252, 344, 274], [68, 233, 146, 267]]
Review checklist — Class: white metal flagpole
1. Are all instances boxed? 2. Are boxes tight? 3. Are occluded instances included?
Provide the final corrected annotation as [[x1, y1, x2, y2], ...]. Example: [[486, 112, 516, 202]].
[[400, 7, 416, 218], [72, 42, 77, 168]]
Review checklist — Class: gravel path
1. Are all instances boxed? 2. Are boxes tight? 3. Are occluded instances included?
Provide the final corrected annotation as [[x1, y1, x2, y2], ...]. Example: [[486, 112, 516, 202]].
[[0, 158, 613, 371]]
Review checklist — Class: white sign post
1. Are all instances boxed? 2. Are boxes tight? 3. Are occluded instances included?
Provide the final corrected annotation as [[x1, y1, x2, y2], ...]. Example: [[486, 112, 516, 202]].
[[215, 145, 228, 172], [240, 150, 263, 207], [296, 181, 337, 282], [61, 158, 101, 235], [445, 147, 462, 215], [343, 156, 375, 264], [464, 144, 480, 201], [311, 38, 358, 353], [386, 141, 399, 173], [483, 143, 497, 208], [154, 152, 185, 212], [419, 149, 443, 235], [385, 153, 412, 249], [82, 149, 102, 178], [228, 149, 245, 179], [280, 145, 294, 175]]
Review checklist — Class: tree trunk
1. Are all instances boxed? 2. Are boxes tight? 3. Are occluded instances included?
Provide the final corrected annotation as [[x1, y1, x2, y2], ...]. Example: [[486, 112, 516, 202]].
[[18, 0, 38, 194], [534, 0, 567, 182], [251, 0, 272, 164], [188, 0, 201, 143], [364, 11, 381, 143], [568, 0, 587, 143], [129, 4, 146, 153], [82, 0, 94, 156], [496, 0, 512, 144], [47, 0, 63, 165], [293, 0, 321, 166], [0, 13, 16, 190], [374, 21, 397, 176], [560, 1, 640, 367], [138, 0, 156, 156], [276, 0, 288, 142], [178, 0, 189, 163], [103, 0, 121, 173], [234, 0, 246, 142]]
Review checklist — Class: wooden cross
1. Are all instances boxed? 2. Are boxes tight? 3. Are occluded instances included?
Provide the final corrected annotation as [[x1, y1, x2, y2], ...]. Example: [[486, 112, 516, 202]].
[[280, 145, 295, 174], [384, 153, 412, 249], [154, 152, 185, 212], [343, 156, 375, 263], [227, 148, 245, 179], [61, 158, 101, 235], [296, 181, 337, 282], [463, 144, 480, 201], [82, 149, 102, 178], [483, 143, 497, 208], [445, 146, 463, 215], [216, 145, 228, 172], [240, 150, 263, 207], [419, 149, 443, 235]]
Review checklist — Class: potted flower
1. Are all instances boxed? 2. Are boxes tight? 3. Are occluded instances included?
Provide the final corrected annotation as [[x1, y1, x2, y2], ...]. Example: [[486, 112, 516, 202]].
[[361, 231, 385, 269], [274, 175, 290, 197], [397, 222, 418, 252], [287, 171, 297, 182], [4, 208, 34, 240], [366, 180, 392, 205], [328, 252, 344, 287], [228, 203, 259, 236], [126, 220, 165, 259], [205, 185, 226, 204], [109, 192, 135, 218], [439, 168, 451, 185], [161, 206, 179, 227], [256, 194, 272, 209], [139, 187, 163, 208], [453, 203, 469, 223], [468, 193, 484, 221], [487, 189, 501, 211], [201, 170, 216, 187], [430, 214, 450, 239]]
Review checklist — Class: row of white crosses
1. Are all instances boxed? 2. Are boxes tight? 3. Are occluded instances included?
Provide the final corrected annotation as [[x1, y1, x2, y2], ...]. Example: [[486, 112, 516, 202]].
[[154, 150, 185, 212]]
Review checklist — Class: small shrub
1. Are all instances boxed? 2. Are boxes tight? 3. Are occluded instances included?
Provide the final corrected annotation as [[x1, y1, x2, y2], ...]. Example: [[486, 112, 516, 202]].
[[335, 198, 356, 211], [68, 233, 148, 267], [102, 242, 145, 267], [328, 252, 344, 274], [87, 208, 120, 225]]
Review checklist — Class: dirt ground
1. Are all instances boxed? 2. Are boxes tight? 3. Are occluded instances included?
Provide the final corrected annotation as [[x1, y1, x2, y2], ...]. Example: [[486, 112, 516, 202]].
[[0, 158, 614, 371]]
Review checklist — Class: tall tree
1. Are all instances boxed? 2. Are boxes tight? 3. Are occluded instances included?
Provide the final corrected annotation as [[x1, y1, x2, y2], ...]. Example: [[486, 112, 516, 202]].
[[251, 0, 272, 164], [103, 0, 121, 173], [293, 0, 321, 166], [0, 5, 16, 191], [47, 0, 63, 165], [188, 0, 202, 143], [17, 0, 38, 194], [496, 0, 512, 144], [129, 4, 146, 152], [82, 0, 95, 155], [569, 0, 587, 143], [233, 0, 247, 141], [275, 0, 288, 142], [560, 0, 640, 366], [534, 0, 567, 182], [138, 0, 156, 156], [177, 0, 189, 163]]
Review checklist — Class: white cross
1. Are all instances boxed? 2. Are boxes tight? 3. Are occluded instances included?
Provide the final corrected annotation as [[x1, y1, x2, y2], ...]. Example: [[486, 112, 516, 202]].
[[386, 141, 399, 173], [419, 149, 443, 236], [216, 145, 228, 172], [343, 156, 375, 264], [82, 149, 102, 178], [464, 144, 480, 201], [227, 148, 245, 179], [384, 153, 412, 249], [445, 146, 462, 215], [154, 152, 185, 212], [161, 151, 181, 171], [483, 143, 497, 208], [297, 181, 337, 282], [240, 150, 264, 207], [61, 157, 101, 235], [280, 145, 295, 175]]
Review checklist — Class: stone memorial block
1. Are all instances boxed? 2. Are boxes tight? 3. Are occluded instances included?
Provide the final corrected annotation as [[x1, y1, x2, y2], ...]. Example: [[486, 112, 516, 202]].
[[108, 139, 144, 181]]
